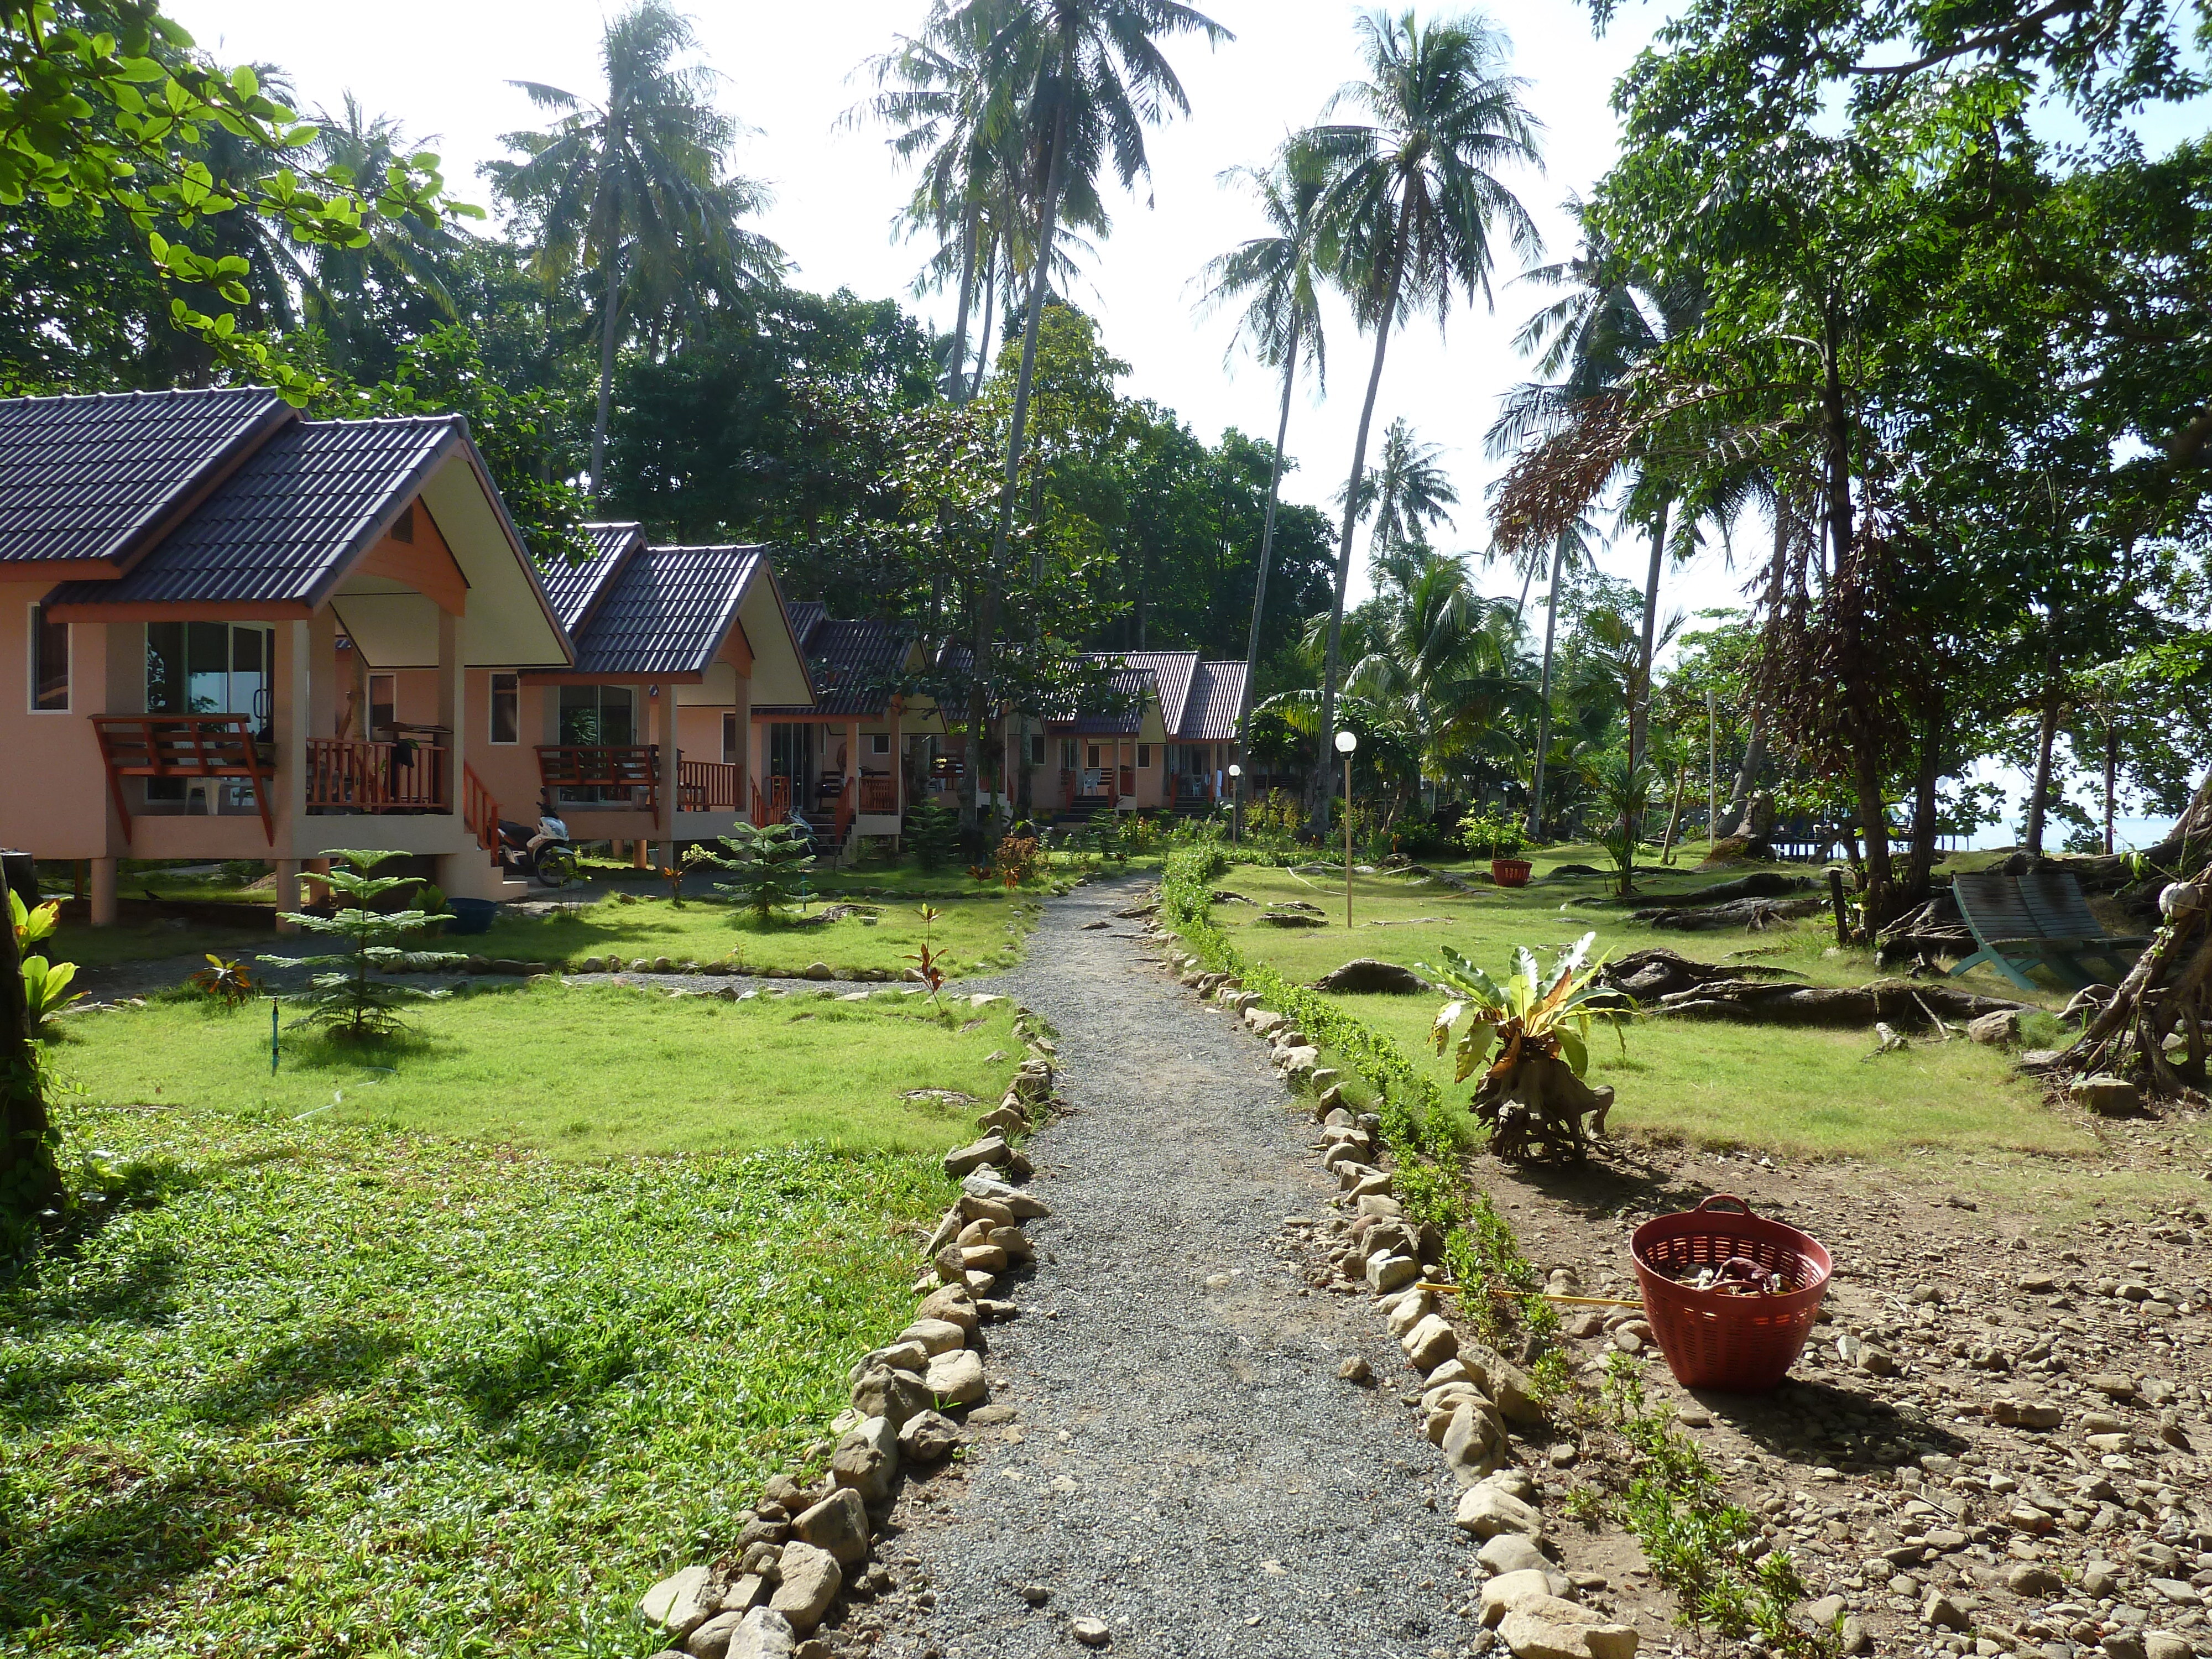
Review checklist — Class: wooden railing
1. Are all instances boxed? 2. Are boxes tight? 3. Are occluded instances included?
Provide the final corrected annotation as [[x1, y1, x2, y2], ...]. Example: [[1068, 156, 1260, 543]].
[[857, 774, 898, 813], [832, 777, 855, 844], [306, 739, 450, 814], [90, 713, 273, 844], [463, 763, 499, 854], [679, 759, 741, 813], [752, 774, 792, 826], [535, 744, 658, 812]]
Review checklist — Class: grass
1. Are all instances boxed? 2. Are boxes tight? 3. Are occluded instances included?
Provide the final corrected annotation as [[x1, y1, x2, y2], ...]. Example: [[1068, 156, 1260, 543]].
[[0, 1110, 947, 1657], [51, 982, 1024, 1160], [1197, 854, 2212, 1192]]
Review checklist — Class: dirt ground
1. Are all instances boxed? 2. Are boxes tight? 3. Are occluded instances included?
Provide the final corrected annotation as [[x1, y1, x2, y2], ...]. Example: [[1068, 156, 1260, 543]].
[[1448, 1113, 2212, 1659]]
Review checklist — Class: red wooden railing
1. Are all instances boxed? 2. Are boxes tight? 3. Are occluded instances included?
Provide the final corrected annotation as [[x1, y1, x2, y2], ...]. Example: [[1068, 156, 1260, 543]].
[[535, 744, 658, 811], [751, 774, 792, 825], [832, 776, 855, 844], [679, 759, 741, 813], [90, 713, 274, 844], [306, 739, 450, 814], [857, 774, 897, 812], [463, 763, 499, 854]]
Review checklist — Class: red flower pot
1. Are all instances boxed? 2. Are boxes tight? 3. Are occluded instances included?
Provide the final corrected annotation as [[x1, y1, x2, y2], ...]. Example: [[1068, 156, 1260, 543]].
[[1491, 857, 1532, 888]]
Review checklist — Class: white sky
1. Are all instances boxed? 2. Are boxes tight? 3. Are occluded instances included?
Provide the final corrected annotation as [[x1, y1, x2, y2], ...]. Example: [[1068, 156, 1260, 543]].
[[169, 0, 1708, 615]]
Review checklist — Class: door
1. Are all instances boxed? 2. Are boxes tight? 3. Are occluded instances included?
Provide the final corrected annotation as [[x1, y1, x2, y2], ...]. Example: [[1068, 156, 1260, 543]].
[[143, 622, 276, 806]]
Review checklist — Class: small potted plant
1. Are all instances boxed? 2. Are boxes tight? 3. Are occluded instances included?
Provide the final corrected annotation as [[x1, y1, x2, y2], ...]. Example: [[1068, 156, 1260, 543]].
[[1463, 808, 1532, 886]]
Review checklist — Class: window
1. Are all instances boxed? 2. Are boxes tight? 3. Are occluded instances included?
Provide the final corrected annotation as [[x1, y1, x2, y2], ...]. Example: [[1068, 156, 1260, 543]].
[[1136, 744, 1152, 769], [870, 732, 891, 756], [489, 672, 519, 744], [723, 710, 739, 764], [1024, 733, 1045, 766], [1087, 743, 1102, 769], [1060, 738, 1078, 772], [29, 604, 67, 711], [557, 684, 634, 747]]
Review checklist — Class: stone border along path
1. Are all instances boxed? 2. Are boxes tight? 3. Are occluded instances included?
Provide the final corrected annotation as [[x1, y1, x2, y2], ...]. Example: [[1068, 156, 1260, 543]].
[[831, 873, 1647, 1659]]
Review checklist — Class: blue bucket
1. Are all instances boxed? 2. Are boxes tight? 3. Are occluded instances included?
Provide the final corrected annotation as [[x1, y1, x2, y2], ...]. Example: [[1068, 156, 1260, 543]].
[[445, 896, 499, 936]]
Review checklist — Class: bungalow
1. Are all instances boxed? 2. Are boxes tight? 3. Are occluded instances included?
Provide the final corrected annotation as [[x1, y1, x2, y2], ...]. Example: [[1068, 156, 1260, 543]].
[[1, 386, 571, 922], [515, 522, 813, 863], [752, 602, 930, 851], [1020, 650, 1248, 818]]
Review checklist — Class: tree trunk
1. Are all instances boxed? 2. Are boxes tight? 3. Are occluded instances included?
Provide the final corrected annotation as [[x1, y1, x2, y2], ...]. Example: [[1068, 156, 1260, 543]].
[[2103, 721, 2119, 855], [1905, 700, 1944, 903], [1234, 316, 1300, 831], [1628, 494, 1672, 781], [1527, 533, 1566, 840], [969, 231, 999, 401], [1725, 719, 1765, 833], [947, 201, 979, 405], [0, 899, 58, 1219], [589, 246, 622, 496], [1312, 195, 1412, 835], [2024, 657, 2060, 857]]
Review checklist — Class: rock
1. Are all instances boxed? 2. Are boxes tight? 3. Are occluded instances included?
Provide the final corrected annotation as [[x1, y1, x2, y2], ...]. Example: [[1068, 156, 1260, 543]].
[[1469, 1347, 1546, 1426], [643, 1566, 719, 1639], [831, 1416, 898, 1504], [1366, 1253, 1421, 1295], [1482, 1569, 1570, 1626], [1968, 1009, 2022, 1045], [1455, 1479, 1547, 1541], [1308, 958, 1433, 994], [1338, 1354, 1374, 1385], [1480, 1535, 1554, 1577], [925, 1348, 988, 1408], [2143, 1636, 2193, 1659], [2148, 1579, 2204, 1607], [2085, 1373, 2138, 1400], [849, 1364, 932, 1427], [2070, 1074, 2145, 1117], [792, 1488, 870, 1567], [768, 1543, 841, 1634], [2080, 1563, 2122, 1598], [899, 1318, 968, 1357], [1992, 1399, 2065, 1429], [2008, 1564, 2064, 1597], [943, 1135, 1011, 1177], [914, 1285, 979, 1337], [1072, 1615, 1113, 1646], [1386, 1287, 1437, 1335], [1807, 1595, 1847, 1629], [1443, 1401, 1505, 1483], [897, 1409, 962, 1463], [722, 1607, 799, 1659], [1841, 1616, 1873, 1655], [2103, 1637, 2147, 1659], [1497, 1605, 1640, 1659], [1404, 1313, 1460, 1371], [1923, 1592, 1969, 1631], [686, 1609, 748, 1659]]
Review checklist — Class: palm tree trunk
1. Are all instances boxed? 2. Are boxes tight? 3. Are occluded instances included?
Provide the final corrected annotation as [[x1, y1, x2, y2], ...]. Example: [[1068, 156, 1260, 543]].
[[947, 201, 980, 404], [1527, 533, 1566, 839], [973, 97, 1069, 831], [970, 231, 999, 401], [1725, 718, 1765, 833], [1312, 199, 1412, 834], [589, 246, 622, 496], [1628, 495, 1671, 780], [1233, 316, 1300, 828], [1512, 556, 1535, 623]]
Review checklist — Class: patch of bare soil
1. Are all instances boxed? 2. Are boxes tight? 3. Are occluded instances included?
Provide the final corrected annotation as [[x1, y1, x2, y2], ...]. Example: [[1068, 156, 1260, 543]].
[[1478, 1121, 2212, 1659]]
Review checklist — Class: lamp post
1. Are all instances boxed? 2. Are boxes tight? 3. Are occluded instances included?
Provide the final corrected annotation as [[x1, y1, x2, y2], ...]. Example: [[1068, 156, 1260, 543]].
[[1335, 728, 1358, 928], [1227, 763, 1243, 843]]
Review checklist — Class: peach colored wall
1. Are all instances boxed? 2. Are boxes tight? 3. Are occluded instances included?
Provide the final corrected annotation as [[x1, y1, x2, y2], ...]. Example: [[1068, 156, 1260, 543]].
[[0, 587, 116, 857], [677, 703, 724, 761], [467, 672, 551, 820]]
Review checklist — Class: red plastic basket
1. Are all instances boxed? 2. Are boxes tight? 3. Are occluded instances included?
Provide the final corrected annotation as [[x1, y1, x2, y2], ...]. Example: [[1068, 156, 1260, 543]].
[[1631, 1193, 1832, 1392]]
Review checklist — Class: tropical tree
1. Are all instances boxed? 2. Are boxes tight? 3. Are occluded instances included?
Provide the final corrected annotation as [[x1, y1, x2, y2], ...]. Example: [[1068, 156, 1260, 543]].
[[1340, 416, 1459, 591], [1298, 7, 1543, 829], [488, 0, 781, 493], [1194, 139, 1330, 828], [945, 0, 1231, 828], [1523, 513, 1601, 837]]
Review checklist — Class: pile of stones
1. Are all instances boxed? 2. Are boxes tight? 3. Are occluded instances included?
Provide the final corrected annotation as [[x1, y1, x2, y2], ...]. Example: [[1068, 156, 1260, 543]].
[[634, 1011, 1061, 1659]]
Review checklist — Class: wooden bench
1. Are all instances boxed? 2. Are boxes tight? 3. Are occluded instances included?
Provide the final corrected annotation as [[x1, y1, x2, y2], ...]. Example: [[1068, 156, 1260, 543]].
[[1948, 869, 2148, 992]]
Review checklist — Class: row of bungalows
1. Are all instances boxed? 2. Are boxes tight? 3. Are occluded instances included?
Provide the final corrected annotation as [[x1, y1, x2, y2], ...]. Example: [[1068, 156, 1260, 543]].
[[0, 387, 1256, 927]]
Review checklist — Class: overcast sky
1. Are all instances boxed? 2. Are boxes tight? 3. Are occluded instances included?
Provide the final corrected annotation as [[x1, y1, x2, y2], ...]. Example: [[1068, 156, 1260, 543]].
[[169, 0, 1717, 614]]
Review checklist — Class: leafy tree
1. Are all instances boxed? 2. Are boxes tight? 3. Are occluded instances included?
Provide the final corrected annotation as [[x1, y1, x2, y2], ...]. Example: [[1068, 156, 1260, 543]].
[[905, 799, 962, 872], [1297, 8, 1543, 827], [261, 850, 461, 1040], [487, 0, 782, 493], [712, 822, 816, 920]]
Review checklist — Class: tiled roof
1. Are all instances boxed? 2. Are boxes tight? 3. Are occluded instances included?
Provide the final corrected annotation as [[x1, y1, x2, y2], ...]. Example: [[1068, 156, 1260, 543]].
[[785, 600, 826, 645], [1072, 665, 1152, 734], [1121, 650, 1199, 735], [43, 416, 457, 609], [773, 616, 912, 717], [568, 542, 763, 678], [1180, 660, 1248, 742], [0, 386, 290, 567], [541, 521, 641, 633]]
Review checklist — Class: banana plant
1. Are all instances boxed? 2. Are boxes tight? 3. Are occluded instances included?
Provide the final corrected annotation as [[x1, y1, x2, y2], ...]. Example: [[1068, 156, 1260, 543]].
[[10, 890, 83, 1027]]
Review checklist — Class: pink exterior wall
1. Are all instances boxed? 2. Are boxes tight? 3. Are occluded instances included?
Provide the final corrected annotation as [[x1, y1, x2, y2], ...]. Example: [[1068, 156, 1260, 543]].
[[0, 587, 115, 858]]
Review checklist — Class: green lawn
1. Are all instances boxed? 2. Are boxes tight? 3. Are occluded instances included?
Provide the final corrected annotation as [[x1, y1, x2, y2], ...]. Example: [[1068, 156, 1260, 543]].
[[0, 1113, 943, 1657], [1197, 856, 2212, 1188], [53, 982, 1024, 1160]]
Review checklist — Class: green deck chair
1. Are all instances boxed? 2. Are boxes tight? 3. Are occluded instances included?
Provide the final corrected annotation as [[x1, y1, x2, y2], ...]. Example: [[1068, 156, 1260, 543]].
[[1947, 869, 2148, 993]]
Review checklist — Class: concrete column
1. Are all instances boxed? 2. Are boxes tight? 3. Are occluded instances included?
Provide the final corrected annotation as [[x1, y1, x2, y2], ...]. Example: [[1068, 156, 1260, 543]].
[[273, 857, 300, 934], [436, 607, 463, 812], [307, 607, 338, 744], [273, 619, 310, 852], [88, 856, 118, 927], [654, 684, 675, 854]]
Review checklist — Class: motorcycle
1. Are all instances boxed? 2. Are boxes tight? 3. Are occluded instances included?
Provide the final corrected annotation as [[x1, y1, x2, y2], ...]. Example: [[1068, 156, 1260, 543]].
[[497, 806, 577, 888]]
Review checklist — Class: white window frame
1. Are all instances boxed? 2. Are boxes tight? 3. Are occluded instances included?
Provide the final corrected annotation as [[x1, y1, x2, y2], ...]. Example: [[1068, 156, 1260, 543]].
[[869, 731, 891, 756], [27, 603, 69, 713], [1136, 744, 1153, 769], [488, 671, 520, 744]]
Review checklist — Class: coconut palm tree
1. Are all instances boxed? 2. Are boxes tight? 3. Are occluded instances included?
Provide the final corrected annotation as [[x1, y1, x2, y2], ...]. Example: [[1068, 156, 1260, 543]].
[[1524, 513, 1601, 838], [1194, 139, 1329, 831], [1297, 7, 1544, 830], [1492, 209, 1703, 781], [488, 0, 781, 494], [1340, 416, 1459, 589]]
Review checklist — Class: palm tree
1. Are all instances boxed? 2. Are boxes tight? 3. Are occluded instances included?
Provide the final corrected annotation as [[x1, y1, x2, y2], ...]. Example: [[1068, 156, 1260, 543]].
[[939, 0, 1229, 827], [488, 0, 781, 494], [1493, 210, 1702, 781], [1298, 7, 1543, 830], [1340, 415, 1458, 588], [1194, 140, 1329, 831], [1524, 513, 1600, 838]]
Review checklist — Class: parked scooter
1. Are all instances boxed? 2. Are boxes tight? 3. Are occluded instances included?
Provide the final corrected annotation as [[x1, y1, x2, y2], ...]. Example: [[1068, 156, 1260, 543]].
[[496, 803, 577, 888]]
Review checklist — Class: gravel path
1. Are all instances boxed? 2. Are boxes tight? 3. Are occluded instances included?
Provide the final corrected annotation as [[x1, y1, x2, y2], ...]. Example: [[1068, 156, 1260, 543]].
[[870, 876, 1480, 1659]]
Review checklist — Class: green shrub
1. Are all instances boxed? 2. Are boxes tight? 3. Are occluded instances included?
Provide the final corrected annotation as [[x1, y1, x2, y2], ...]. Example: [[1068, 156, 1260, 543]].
[[711, 823, 816, 920], [905, 800, 959, 872], [262, 849, 462, 1040]]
